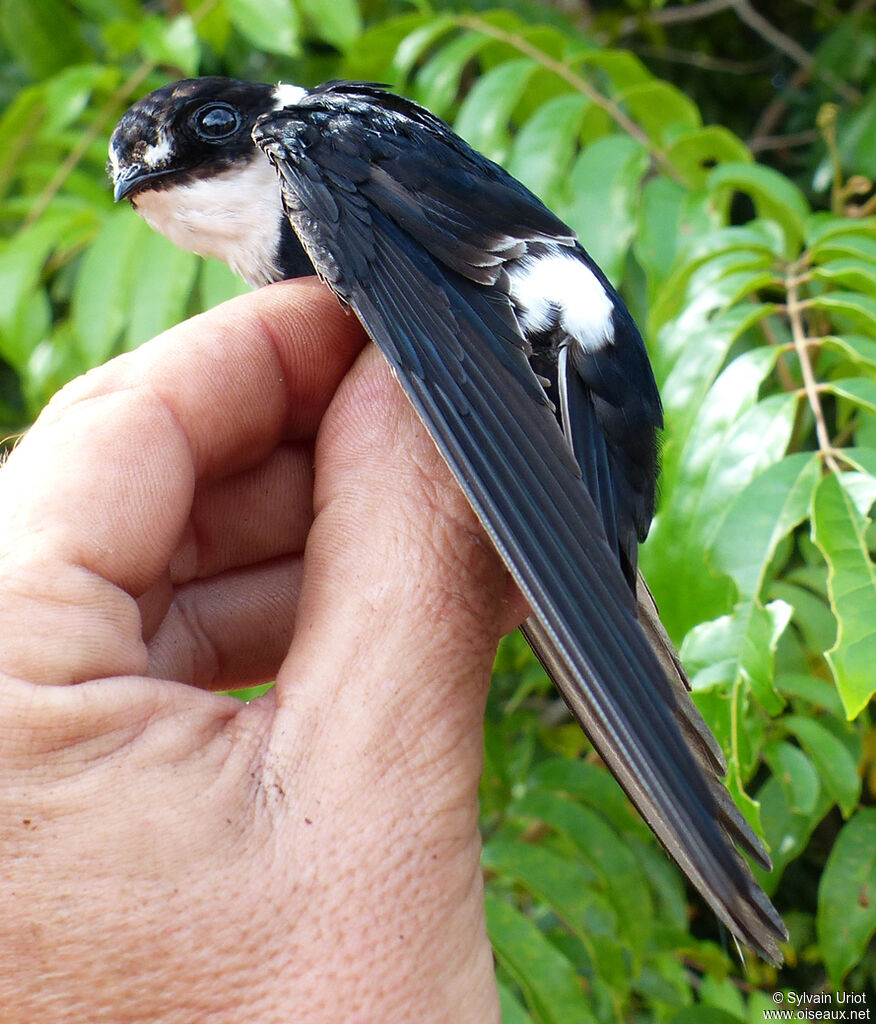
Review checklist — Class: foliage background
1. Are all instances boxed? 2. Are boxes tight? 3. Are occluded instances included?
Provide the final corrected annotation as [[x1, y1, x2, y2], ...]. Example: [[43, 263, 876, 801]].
[[1, 0, 875, 1019]]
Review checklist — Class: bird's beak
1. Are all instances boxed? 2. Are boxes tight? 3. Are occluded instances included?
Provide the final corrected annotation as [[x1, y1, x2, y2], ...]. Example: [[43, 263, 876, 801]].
[[113, 163, 169, 202], [113, 163, 144, 202]]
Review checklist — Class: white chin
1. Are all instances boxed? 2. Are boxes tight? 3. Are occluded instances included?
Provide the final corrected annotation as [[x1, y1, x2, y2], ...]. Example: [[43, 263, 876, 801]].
[[133, 154, 286, 288]]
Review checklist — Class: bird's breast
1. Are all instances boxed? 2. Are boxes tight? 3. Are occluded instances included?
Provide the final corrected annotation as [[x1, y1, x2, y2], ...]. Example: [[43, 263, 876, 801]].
[[132, 154, 287, 288]]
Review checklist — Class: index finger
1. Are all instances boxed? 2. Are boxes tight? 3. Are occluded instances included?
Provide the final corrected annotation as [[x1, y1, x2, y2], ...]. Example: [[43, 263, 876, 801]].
[[42, 277, 366, 478], [0, 280, 366, 685]]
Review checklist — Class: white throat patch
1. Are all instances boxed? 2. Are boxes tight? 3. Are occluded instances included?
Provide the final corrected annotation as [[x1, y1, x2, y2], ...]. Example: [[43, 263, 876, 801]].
[[132, 153, 286, 288]]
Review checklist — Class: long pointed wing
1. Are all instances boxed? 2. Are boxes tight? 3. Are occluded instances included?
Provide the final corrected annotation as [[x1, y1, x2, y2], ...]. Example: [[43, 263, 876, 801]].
[[253, 84, 786, 961]]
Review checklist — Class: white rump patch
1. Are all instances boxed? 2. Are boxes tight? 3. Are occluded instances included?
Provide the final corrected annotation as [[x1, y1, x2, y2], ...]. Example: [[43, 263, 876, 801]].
[[273, 82, 308, 108], [510, 249, 615, 352], [132, 153, 286, 288]]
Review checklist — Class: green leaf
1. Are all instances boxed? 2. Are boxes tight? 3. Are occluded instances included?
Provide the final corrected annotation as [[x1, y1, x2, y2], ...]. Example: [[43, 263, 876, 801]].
[[775, 672, 845, 717], [41, 64, 112, 133], [806, 214, 876, 246], [843, 446, 876, 479], [482, 839, 607, 943], [71, 209, 149, 366], [814, 246, 876, 286], [0, 209, 95, 367], [755, 774, 832, 892], [763, 740, 820, 815], [817, 808, 876, 986], [0, 86, 43, 190], [821, 333, 876, 372], [71, 0, 139, 16], [485, 894, 597, 1024], [670, 1007, 744, 1024], [713, 453, 821, 599], [682, 599, 791, 714], [770, 580, 838, 660], [125, 231, 200, 349], [576, 48, 651, 89], [507, 93, 588, 202], [664, 126, 751, 188], [616, 80, 700, 146], [783, 715, 861, 816], [0, 0, 88, 78], [708, 162, 809, 257], [563, 135, 649, 282], [814, 259, 876, 293], [810, 230, 876, 265], [454, 58, 537, 162], [650, 249, 776, 340], [298, 0, 361, 51], [140, 13, 200, 76], [528, 758, 647, 838], [675, 222, 785, 271], [810, 471, 876, 718], [810, 291, 876, 335], [656, 302, 774, 419], [497, 981, 535, 1024], [827, 372, 876, 419], [674, 351, 791, 509], [224, 0, 300, 56], [635, 179, 720, 292], [645, 354, 795, 640], [414, 30, 490, 116], [509, 790, 653, 958], [389, 14, 456, 85]]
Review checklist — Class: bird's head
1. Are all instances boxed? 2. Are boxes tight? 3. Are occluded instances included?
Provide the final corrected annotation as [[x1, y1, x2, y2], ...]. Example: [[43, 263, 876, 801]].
[[108, 77, 282, 201], [108, 77, 307, 286], [108, 76, 293, 200]]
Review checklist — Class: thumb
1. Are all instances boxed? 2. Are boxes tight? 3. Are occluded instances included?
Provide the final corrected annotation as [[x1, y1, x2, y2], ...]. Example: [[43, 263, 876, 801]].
[[274, 343, 523, 783]]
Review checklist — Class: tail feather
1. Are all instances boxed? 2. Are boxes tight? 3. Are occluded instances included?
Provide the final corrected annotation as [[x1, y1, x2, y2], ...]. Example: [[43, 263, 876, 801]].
[[521, 597, 787, 964]]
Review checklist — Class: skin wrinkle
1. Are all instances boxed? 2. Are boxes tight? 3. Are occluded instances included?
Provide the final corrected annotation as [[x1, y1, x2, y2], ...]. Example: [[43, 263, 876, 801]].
[[178, 441, 315, 581], [0, 560, 149, 685], [2, 681, 157, 777], [149, 556, 304, 688], [166, 583, 224, 685]]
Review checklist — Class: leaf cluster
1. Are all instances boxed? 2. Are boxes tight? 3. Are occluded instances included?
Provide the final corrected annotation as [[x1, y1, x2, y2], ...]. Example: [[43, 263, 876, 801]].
[[1, 1, 874, 1020]]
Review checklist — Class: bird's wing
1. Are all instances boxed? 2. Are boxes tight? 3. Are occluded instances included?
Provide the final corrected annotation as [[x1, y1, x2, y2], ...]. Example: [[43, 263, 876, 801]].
[[253, 84, 786, 961]]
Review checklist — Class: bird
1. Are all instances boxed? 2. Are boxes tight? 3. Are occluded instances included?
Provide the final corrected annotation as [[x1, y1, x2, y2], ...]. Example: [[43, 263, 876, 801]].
[[108, 76, 787, 962]]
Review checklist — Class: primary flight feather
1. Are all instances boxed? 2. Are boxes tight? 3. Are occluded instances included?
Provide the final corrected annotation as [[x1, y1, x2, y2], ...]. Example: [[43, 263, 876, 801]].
[[109, 76, 787, 961]]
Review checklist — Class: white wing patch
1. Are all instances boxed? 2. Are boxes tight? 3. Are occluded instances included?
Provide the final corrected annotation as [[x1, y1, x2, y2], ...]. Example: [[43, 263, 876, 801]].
[[273, 82, 308, 109], [510, 249, 615, 352], [132, 153, 286, 288]]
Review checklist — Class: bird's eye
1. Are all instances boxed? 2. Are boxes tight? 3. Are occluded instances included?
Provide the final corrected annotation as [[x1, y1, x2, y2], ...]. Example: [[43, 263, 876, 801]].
[[193, 103, 241, 141]]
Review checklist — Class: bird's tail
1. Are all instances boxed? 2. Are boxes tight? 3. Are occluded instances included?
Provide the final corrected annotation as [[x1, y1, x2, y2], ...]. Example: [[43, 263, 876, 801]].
[[521, 581, 788, 963]]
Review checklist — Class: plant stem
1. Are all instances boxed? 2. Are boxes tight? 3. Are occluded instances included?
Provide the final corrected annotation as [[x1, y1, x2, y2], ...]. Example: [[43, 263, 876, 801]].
[[785, 263, 842, 474], [457, 15, 684, 184]]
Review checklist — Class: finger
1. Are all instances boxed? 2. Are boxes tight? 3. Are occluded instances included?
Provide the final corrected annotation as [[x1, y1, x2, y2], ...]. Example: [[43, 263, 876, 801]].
[[170, 441, 314, 583], [0, 280, 365, 685], [144, 557, 302, 688], [274, 345, 527, 778]]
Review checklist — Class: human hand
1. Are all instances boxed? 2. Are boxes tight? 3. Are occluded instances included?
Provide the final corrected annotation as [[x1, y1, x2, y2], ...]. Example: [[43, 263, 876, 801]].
[[0, 279, 525, 1023]]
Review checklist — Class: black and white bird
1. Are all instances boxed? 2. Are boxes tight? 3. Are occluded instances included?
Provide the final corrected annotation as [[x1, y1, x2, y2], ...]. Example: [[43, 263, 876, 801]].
[[108, 77, 787, 961]]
